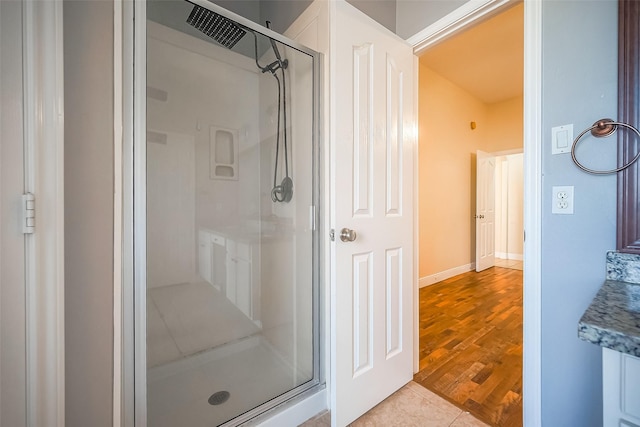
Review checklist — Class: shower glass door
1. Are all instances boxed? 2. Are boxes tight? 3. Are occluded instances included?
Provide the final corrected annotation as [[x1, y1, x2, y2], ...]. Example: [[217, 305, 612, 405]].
[[144, 1, 320, 425]]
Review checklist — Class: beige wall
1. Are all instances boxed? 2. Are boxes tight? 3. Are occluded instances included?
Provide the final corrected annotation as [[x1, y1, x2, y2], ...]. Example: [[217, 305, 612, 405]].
[[418, 64, 523, 278], [486, 96, 524, 152], [64, 1, 114, 425]]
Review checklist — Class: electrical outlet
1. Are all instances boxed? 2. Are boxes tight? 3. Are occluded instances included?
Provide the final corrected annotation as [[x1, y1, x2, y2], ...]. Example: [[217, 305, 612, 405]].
[[552, 186, 574, 214]]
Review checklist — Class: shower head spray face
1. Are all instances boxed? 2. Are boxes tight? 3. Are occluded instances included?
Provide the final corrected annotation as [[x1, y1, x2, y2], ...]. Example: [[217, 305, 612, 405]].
[[186, 5, 246, 49]]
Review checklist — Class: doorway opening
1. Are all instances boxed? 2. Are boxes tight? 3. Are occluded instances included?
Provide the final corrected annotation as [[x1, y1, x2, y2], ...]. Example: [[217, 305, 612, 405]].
[[415, 3, 524, 426]]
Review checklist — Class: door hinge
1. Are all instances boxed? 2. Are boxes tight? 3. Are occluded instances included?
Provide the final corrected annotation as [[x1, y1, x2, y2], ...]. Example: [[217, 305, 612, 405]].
[[309, 205, 317, 231], [22, 193, 35, 234]]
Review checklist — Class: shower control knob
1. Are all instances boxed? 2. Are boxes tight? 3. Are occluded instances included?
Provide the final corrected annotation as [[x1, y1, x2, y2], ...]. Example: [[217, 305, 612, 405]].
[[340, 228, 357, 242]]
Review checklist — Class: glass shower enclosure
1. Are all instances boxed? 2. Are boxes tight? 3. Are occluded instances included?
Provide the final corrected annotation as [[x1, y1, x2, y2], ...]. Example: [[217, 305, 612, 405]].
[[141, 1, 321, 425]]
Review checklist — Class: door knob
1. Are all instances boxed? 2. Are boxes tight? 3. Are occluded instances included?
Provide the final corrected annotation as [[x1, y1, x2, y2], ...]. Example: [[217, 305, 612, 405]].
[[340, 228, 357, 242]]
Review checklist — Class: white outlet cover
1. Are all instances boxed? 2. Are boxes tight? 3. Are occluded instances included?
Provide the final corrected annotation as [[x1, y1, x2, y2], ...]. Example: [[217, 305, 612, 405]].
[[552, 185, 574, 214]]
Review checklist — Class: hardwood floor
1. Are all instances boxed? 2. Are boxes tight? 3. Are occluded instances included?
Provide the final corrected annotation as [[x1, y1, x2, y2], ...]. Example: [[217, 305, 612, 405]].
[[413, 267, 523, 427]]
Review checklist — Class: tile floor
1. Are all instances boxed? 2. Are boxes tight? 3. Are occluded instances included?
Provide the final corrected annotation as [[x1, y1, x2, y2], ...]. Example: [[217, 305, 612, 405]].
[[300, 381, 488, 427]]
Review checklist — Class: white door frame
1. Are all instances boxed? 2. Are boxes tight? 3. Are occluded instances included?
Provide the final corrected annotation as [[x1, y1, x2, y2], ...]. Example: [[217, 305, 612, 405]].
[[114, 1, 144, 426], [20, 0, 66, 425], [491, 149, 525, 262], [409, 0, 542, 425]]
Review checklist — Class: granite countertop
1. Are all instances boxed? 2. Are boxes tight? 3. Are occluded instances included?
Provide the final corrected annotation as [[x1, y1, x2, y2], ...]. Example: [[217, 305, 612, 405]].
[[578, 279, 640, 357]]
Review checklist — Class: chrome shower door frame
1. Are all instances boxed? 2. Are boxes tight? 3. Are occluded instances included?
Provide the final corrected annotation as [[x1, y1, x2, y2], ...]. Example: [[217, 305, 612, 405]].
[[120, 1, 324, 425]]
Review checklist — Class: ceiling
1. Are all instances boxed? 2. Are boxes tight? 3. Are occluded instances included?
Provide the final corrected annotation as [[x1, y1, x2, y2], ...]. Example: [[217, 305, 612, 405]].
[[419, 2, 524, 105]]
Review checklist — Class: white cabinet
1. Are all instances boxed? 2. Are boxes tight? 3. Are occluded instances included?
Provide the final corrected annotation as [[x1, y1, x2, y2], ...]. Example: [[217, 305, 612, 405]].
[[198, 230, 260, 324], [226, 240, 258, 322], [198, 230, 213, 284], [197, 230, 226, 291], [603, 347, 640, 427]]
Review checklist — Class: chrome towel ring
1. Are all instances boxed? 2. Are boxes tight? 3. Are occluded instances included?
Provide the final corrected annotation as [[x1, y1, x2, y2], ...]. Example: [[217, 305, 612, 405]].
[[571, 118, 640, 175]]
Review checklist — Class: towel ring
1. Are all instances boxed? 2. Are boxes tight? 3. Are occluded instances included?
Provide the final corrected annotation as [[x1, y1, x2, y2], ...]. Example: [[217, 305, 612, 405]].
[[571, 119, 640, 175]]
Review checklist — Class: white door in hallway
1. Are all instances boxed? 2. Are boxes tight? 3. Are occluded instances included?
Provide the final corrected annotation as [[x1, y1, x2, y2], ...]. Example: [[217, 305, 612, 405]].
[[476, 150, 496, 272], [0, 1, 27, 424], [331, 2, 416, 425]]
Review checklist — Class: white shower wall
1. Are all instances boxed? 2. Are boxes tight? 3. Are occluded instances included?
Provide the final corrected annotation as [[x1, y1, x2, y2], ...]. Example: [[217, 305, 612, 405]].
[[147, 22, 262, 231], [147, 23, 260, 291], [147, 132, 196, 288], [147, 20, 315, 381]]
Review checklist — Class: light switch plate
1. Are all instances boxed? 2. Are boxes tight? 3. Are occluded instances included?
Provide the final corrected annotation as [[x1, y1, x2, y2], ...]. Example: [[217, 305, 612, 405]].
[[552, 124, 573, 154]]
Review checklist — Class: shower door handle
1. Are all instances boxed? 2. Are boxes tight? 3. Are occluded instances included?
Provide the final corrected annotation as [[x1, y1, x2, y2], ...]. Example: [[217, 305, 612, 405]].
[[340, 228, 357, 242]]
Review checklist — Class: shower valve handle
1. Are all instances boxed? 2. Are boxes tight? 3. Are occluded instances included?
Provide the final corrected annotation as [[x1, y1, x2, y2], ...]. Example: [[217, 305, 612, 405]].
[[340, 228, 357, 242]]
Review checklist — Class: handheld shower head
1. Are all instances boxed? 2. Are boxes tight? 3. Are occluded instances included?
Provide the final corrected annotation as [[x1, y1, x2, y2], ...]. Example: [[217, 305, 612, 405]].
[[186, 5, 246, 49], [265, 21, 283, 61], [263, 21, 288, 74]]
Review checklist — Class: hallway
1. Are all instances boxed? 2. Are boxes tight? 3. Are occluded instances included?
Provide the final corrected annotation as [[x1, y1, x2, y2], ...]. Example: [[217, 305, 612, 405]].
[[414, 266, 523, 427]]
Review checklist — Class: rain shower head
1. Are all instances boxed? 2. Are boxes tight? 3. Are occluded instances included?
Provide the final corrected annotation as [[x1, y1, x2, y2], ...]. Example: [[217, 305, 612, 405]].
[[186, 5, 246, 49]]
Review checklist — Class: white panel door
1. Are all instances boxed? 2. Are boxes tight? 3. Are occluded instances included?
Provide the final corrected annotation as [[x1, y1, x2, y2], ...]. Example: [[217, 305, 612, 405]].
[[0, 1, 27, 424], [331, 2, 416, 425], [476, 150, 496, 272]]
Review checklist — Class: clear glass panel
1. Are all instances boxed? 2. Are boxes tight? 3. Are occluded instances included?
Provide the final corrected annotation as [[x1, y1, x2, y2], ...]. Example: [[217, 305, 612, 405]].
[[145, 2, 317, 425]]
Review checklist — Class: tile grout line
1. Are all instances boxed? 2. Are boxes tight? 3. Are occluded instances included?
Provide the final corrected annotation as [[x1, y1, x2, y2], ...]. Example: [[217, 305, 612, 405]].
[[149, 293, 184, 359], [404, 382, 464, 424]]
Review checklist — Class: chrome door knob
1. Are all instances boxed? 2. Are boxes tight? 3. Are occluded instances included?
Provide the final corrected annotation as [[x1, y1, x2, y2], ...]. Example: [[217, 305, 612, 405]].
[[340, 228, 357, 242]]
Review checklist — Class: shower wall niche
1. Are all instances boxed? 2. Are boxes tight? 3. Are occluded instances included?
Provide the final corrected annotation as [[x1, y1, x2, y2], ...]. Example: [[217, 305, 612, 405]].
[[144, 3, 319, 425], [210, 126, 238, 180]]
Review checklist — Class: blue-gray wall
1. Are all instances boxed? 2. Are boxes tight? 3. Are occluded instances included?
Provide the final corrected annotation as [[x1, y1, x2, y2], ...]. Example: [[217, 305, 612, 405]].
[[348, 0, 397, 33], [257, 0, 397, 35], [396, 0, 468, 39], [541, 1, 618, 425], [261, 0, 314, 33]]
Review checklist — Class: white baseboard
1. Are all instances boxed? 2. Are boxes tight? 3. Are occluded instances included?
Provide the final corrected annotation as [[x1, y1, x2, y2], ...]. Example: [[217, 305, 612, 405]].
[[495, 252, 524, 261], [419, 263, 476, 288]]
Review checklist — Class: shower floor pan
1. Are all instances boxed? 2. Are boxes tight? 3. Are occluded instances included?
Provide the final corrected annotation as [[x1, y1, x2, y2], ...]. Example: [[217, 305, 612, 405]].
[[147, 335, 297, 427]]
